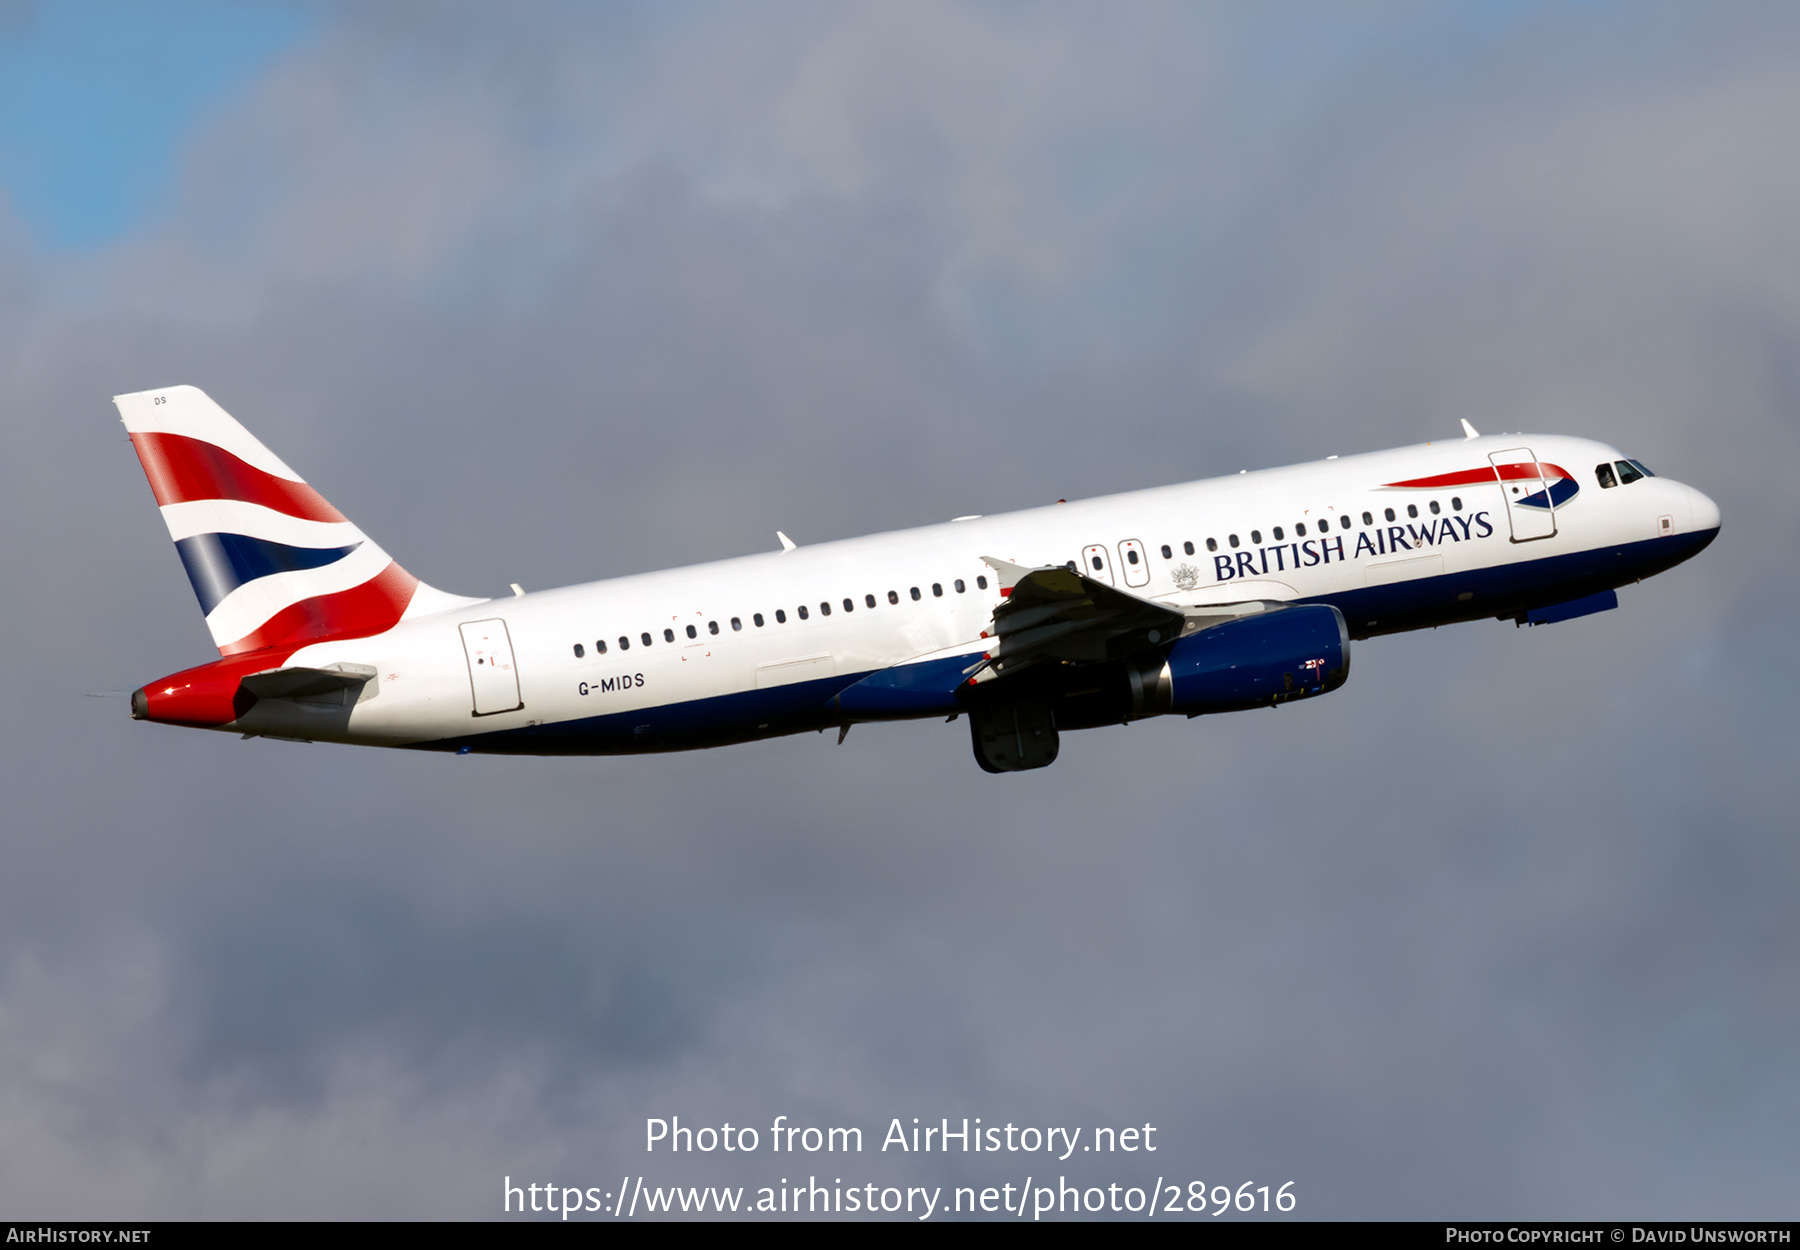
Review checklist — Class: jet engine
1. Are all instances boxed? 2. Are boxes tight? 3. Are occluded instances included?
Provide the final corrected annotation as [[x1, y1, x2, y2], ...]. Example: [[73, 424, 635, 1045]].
[[1122, 603, 1350, 718]]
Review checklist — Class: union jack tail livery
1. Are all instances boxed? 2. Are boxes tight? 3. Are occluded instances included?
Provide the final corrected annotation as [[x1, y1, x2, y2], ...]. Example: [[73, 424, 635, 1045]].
[[116, 386, 474, 657]]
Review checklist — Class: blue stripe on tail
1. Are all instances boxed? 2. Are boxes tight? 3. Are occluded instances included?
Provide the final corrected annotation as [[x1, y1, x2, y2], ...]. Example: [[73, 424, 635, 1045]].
[[174, 533, 362, 615]]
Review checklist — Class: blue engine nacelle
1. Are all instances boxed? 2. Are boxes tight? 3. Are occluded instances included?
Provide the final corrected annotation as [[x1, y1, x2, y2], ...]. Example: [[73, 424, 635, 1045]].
[[1125, 603, 1350, 717]]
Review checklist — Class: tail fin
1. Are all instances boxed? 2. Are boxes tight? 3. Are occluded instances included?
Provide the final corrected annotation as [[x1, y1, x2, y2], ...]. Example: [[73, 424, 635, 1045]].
[[116, 385, 480, 656]]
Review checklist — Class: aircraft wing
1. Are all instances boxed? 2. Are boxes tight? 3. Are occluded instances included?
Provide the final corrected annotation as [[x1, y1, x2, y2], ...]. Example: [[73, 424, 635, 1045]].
[[978, 557, 1291, 678]]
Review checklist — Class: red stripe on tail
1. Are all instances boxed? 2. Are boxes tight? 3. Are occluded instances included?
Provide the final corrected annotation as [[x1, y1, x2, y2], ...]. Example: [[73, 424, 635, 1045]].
[[130, 432, 346, 523], [218, 562, 419, 656]]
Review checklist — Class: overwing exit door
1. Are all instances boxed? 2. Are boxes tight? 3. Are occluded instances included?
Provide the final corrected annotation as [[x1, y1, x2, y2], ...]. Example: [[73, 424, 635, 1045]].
[[1117, 539, 1150, 587], [459, 619, 523, 715], [1081, 544, 1115, 585], [1488, 448, 1558, 543]]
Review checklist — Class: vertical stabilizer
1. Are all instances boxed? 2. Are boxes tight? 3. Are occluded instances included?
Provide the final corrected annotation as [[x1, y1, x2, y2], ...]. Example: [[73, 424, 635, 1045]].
[[116, 385, 481, 656]]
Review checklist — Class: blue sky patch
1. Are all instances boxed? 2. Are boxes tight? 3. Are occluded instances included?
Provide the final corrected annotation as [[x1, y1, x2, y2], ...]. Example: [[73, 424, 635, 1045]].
[[0, 0, 313, 250]]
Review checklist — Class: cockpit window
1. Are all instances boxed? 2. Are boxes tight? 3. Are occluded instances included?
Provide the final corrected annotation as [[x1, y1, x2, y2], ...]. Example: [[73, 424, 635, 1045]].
[[1628, 458, 1655, 478], [1595, 462, 1617, 489], [1616, 459, 1643, 485]]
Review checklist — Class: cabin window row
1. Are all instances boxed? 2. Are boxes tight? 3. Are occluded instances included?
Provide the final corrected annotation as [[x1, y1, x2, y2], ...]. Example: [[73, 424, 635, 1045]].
[[570, 575, 992, 658], [1171, 497, 1465, 556]]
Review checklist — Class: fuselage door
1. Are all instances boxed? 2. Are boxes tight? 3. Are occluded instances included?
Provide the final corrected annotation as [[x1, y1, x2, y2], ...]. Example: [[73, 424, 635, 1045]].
[[1117, 539, 1150, 588], [459, 618, 523, 715], [1081, 544, 1115, 585], [1488, 448, 1557, 543]]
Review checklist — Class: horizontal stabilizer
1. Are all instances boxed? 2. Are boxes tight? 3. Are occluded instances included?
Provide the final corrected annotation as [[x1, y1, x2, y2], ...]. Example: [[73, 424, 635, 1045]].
[[240, 663, 377, 701]]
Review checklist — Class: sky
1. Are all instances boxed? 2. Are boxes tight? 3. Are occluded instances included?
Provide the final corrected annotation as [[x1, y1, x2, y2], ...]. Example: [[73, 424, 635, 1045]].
[[2, 0, 1797, 1221]]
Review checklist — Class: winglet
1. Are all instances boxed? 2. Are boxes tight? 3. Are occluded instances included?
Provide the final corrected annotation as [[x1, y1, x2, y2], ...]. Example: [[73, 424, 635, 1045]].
[[777, 531, 797, 552], [1460, 419, 1480, 440]]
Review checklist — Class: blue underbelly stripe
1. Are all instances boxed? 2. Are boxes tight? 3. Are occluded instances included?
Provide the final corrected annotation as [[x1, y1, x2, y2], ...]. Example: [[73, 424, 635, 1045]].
[[418, 527, 1717, 756]]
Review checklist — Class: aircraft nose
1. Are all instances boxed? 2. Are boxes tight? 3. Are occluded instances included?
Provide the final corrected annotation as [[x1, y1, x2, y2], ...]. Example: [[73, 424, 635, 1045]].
[[1688, 484, 1721, 533]]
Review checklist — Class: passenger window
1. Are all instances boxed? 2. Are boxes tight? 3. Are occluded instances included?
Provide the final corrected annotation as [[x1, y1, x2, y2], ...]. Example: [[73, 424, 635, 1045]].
[[843, 598, 854, 612], [798, 605, 809, 620], [1090, 555, 1103, 570], [1272, 526, 1284, 541], [619, 636, 630, 651], [1126, 549, 1140, 565], [1429, 500, 1440, 515], [1160, 544, 1172, 559], [1384, 508, 1396, 522], [775, 610, 786, 623], [1616, 460, 1643, 485], [1595, 463, 1617, 488], [819, 602, 830, 616], [1250, 530, 1262, 544], [1406, 505, 1417, 519], [1628, 459, 1655, 479], [1340, 516, 1351, 529], [1205, 538, 1216, 552], [641, 632, 653, 647], [932, 583, 943, 596], [865, 593, 877, 608], [954, 579, 965, 593], [596, 639, 608, 654], [573, 643, 585, 658], [976, 576, 988, 590], [754, 613, 765, 627], [910, 587, 921, 601], [664, 628, 675, 642], [709, 620, 719, 635], [1450, 497, 1462, 512], [731, 618, 742, 631], [1229, 534, 1239, 548], [685, 624, 697, 638], [1185, 541, 1196, 555], [1296, 522, 1307, 536], [888, 590, 899, 604], [1362, 511, 1373, 525]]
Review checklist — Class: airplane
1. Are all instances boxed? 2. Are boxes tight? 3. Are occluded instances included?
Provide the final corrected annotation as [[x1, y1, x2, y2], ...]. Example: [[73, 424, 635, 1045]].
[[117, 386, 1719, 773]]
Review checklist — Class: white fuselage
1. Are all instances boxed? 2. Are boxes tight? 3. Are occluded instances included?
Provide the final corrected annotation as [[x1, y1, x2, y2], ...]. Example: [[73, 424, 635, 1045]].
[[260, 433, 1717, 755]]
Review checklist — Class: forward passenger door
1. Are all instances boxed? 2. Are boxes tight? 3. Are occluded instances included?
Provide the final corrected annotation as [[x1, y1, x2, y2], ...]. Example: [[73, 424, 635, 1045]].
[[1489, 448, 1558, 543]]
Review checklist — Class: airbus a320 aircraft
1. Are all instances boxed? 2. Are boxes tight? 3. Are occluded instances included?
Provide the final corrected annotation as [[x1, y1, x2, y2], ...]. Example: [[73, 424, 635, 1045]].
[[118, 386, 1718, 773]]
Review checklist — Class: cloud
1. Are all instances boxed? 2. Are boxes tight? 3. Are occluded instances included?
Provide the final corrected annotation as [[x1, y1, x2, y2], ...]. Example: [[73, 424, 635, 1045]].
[[0, 0, 1796, 1218]]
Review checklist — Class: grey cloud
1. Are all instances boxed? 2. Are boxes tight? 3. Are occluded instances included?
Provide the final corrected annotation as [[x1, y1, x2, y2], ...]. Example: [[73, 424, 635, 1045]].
[[0, 0, 1796, 1219]]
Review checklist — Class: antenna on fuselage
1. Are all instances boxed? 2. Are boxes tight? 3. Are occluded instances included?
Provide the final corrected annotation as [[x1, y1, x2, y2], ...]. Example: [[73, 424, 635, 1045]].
[[1460, 419, 1481, 439], [777, 531, 797, 552]]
